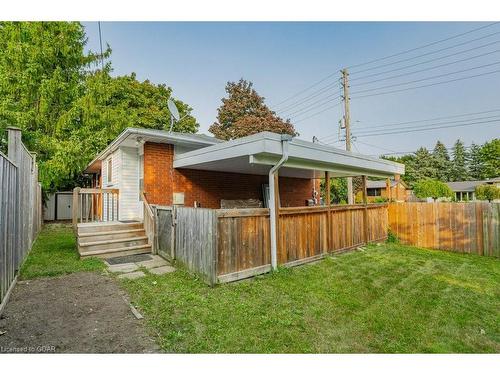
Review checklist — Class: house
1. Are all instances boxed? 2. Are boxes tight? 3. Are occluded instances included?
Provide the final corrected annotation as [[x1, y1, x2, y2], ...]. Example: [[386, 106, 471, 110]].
[[366, 179, 408, 202], [446, 178, 500, 201], [78, 128, 404, 260]]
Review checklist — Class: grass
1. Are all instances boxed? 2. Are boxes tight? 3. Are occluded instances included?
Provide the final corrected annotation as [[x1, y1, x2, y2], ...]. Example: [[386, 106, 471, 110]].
[[20, 224, 105, 279], [23, 224, 500, 353], [121, 245, 500, 353]]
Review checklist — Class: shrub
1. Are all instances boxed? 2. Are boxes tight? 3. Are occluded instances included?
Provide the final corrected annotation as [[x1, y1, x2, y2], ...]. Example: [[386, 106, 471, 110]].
[[386, 229, 399, 243], [475, 184, 500, 202], [413, 179, 453, 200]]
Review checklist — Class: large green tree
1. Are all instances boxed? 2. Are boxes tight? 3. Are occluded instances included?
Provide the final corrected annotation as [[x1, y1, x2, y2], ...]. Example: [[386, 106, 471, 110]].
[[209, 79, 296, 140], [432, 141, 451, 182], [0, 22, 198, 191], [449, 139, 469, 182], [480, 139, 500, 179]]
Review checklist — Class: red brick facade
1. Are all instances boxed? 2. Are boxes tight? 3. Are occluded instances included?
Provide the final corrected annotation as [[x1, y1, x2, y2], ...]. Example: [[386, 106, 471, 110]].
[[144, 142, 320, 209]]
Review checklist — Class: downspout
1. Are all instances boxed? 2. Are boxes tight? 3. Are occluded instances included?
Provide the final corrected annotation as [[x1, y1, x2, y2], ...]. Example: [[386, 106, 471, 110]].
[[269, 134, 293, 270]]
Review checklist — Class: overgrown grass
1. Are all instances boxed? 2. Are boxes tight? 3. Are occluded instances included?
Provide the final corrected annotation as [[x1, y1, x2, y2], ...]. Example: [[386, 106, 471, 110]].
[[121, 244, 500, 353], [20, 224, 104, 279]]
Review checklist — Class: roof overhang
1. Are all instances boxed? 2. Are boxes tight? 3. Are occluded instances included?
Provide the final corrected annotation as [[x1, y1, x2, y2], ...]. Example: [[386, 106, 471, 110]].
[[174, 132, 404, 179], [84, 128, 222, 173]]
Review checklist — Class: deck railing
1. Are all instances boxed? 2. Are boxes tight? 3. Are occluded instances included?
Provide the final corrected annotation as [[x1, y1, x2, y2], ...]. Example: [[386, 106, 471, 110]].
[[72, 187, 119, 226], [142, 192, 157, 254]]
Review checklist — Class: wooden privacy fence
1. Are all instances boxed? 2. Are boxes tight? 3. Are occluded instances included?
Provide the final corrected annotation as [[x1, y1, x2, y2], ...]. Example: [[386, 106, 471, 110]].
[[1, 128, 42, 313], [388, 202, 500, 257], [157, 203, 388, 285]]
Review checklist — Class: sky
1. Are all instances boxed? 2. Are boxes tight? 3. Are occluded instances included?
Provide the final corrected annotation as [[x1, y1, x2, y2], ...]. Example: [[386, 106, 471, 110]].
[[82, 22, 500, 157]]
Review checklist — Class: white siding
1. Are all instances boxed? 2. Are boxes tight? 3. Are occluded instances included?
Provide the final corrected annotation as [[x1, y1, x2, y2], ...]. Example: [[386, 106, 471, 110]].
[[101, 150, 120, 221], [119, 146, 140, 221]]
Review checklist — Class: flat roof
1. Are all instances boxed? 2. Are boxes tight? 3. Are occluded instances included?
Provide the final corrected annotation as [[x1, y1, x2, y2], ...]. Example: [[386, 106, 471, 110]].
[[174, 132, 405, 179], [447, 178, 500, 192]]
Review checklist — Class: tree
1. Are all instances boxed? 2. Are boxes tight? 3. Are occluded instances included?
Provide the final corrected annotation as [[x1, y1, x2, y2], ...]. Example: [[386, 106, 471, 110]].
[[209, 79, 296, 140], [412, 147, 437, 182], [468, 142, 484, 180], [475, 184, 500, 202], [413, 178, 453, 200], [0, 22, 198, 192], [480, 139, 500, 179], [321, 177, 348, 204], [432, 141, 451, 182], [449, 139, 469, 182]]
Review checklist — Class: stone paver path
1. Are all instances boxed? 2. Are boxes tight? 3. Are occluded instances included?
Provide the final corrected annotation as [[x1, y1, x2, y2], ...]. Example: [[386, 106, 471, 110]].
[[106, 255, 175, 278]]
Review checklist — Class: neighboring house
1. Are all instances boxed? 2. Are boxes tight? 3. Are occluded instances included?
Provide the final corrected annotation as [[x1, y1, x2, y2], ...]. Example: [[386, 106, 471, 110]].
[[366, 179, 408, 202], [84, 128, 405, 222], [446, 178, 500, 201]]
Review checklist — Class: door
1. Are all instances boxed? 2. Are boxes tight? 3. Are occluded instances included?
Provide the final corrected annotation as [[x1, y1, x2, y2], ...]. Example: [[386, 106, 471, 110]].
[[56, 193, 73, 220], [156, 207, 175, 260]]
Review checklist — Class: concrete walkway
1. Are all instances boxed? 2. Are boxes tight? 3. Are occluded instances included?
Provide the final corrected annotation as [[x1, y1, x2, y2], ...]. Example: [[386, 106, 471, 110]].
[[106, 255, 176, 279]]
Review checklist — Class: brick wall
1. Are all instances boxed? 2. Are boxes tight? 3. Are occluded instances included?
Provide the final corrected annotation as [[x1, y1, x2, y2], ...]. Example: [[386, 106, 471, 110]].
[[143, 142, 319, 208]]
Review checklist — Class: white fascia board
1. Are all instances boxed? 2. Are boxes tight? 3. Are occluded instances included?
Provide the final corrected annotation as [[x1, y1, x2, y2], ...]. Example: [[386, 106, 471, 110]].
[[174, 131, 404, 177]]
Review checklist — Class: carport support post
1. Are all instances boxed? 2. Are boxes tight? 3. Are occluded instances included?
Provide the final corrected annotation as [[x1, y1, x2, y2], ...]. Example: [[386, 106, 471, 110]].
[[325, 172, 331, 253], [362, 175, 369, 245]]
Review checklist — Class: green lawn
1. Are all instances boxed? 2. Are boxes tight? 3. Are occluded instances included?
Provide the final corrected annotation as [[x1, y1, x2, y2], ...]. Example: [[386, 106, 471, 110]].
[[122, 245, 500, 353], [20, 224, 105, 279], [24, 225, 500, 353]]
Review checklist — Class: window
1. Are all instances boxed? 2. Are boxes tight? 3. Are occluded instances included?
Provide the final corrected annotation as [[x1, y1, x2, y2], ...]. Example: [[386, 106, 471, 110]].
[[138, 153, 144, 200], [107, 158, 112, 184], [367, 188, 381, 197]]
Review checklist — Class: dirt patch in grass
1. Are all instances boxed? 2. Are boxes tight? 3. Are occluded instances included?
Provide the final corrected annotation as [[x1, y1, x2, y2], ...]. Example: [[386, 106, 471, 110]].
[[0, 272, 158, 353]]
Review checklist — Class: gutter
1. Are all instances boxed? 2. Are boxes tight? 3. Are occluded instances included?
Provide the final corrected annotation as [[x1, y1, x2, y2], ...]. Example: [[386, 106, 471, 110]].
[[269, 134, 293, 270]]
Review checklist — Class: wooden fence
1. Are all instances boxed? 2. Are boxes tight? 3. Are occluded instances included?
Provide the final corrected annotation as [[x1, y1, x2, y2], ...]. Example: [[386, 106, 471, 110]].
[[0, 128, 42, 313], [158, 204, 388, 285], [388, 202, 500, 257]]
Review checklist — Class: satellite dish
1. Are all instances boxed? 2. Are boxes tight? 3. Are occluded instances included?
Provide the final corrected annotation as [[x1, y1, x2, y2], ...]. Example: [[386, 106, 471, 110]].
[[167, 98, 180, 121], [167, 98, 180, 133]]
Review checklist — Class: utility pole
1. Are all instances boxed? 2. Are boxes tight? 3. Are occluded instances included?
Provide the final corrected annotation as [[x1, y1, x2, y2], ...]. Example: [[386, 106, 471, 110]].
[[341, 68, 354, 204]]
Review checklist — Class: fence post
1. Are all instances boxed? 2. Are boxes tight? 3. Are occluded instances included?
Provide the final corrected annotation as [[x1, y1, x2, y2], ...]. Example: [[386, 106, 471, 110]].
[[362, 175, 369, 244], [72, 187, 81, 229]]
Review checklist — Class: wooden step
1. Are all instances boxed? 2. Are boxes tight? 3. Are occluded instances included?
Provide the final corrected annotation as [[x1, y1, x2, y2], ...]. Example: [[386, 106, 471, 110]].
[[77, 221, 143, 234], [79, 236, 148, 253], [79, 244, 152, 259], [78, 229, 146, 242]]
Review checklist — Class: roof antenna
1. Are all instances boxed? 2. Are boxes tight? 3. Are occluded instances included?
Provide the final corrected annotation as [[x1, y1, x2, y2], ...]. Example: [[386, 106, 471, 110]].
[[167, 98, 180, 132]]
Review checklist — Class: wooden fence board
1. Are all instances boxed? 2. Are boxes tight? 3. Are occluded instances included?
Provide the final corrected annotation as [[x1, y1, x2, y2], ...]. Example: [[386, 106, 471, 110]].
[[1, 141, 42, 312], [388, 202, 499, 257]]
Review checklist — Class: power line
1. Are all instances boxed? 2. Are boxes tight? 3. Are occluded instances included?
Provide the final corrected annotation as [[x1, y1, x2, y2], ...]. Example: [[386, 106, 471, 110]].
[[351, 46, 500, 87], [271, 71, 339, 108], [275, 79, 340, 114], [270, 23, 499, 115], [351, 68, 500, 99], [347, 22, 500, 71], [292, 102, 342, 124], [353, 119, 500, 138], [282, 95, 341, 119], [351, 61, 500, 95], [352, 109, 500, 131], [98, 21, 104, 70], [354, 115, 500, 136], [318, 108, 500, 142]]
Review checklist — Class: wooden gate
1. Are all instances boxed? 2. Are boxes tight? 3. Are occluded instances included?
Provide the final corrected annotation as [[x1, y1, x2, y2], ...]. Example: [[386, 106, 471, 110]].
[[156, 206, 175, 260]]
